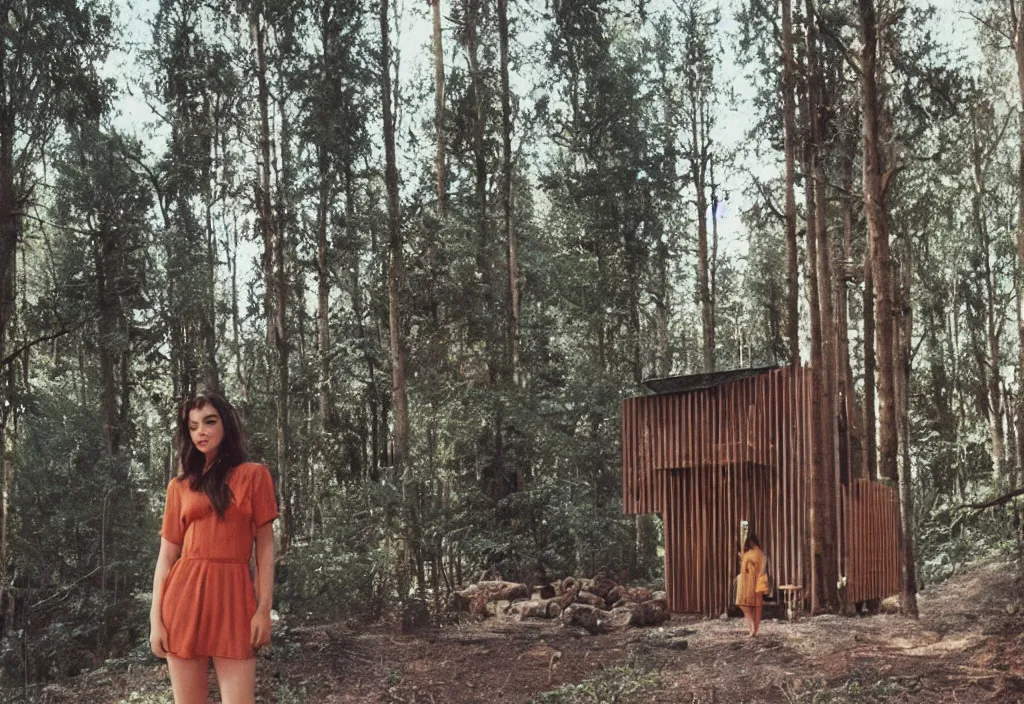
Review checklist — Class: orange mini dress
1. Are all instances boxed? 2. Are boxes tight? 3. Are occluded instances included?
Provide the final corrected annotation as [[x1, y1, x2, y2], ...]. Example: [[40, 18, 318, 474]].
[[159, 462, 279, 659]]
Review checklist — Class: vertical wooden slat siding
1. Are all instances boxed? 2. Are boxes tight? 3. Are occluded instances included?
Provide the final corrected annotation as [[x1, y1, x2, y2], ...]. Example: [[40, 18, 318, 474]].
[[839, 479, 899, 604]]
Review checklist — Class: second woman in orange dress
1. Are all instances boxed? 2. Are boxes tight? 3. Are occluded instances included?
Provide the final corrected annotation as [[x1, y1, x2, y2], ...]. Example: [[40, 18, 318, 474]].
[[735, 532, 766, 637]]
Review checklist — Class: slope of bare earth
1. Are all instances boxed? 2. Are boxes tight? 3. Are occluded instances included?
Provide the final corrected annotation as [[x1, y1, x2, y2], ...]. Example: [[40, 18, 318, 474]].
[[17, 559, 1024, 704]]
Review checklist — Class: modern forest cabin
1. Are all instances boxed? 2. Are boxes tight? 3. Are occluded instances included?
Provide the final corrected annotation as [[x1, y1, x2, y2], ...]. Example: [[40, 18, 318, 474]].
[[621, 365, 900, 616]]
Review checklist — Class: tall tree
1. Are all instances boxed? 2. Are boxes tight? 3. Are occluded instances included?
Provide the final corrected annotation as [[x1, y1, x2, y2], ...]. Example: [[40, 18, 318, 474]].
[[781, 0, 800, 365], [498, 0, 521, 384], [431, 0, 447, 216], [380, 0, 410, 477], [679, 1, 719, 373], [250, 5, 292, 547]]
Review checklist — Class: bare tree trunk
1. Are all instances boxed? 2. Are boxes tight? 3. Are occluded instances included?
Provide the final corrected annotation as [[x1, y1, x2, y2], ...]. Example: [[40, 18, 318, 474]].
[[431, 0, 446, 216], [1014, 0, 1024, 490], [801, 15, 829, 613], [379, 0, 409, 473], [691, 104, 713, 373], [201, 92, 220, 395], [498, 0, 521, 385], [655, 243, 671, 376], [859, 0, 898, 485], [93, 239, 119, 456], [781, 0, 800, 365], [252, 8, 291, 548], [808, 0, 839, 612], [863, 205, 878, 481], [316, 142, 335, 430], [972, 125, 1007, 484], [894, 229, 919, 617], [839, 143, 859, 479]]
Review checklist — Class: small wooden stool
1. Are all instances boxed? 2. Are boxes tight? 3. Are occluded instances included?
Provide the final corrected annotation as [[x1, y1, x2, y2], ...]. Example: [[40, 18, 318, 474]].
[[778, 585, 803, 621]]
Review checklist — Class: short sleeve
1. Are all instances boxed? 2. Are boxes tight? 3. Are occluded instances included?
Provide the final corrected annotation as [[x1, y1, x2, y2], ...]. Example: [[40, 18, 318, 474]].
[[160, 479, 185, 545], [251, 464, 279, 528]]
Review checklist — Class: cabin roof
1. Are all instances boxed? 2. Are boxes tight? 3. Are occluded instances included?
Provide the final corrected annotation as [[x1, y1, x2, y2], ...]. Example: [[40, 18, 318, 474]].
[[641, 365, 780, 395]]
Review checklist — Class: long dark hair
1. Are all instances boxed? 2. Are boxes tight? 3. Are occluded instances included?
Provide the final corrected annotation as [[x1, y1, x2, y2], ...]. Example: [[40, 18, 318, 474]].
[[175, 393, 247, 517], [743, 532, 762, 552]]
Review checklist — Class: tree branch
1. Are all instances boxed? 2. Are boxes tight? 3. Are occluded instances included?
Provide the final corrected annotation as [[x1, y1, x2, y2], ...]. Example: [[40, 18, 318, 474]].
[[1, 327, 77, 368], [957, 486, 1024, 510], [966, 10, 1014, 44]]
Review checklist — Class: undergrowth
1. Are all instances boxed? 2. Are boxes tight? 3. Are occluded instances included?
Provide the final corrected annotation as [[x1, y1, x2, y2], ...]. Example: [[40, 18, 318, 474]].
[[527, 665, 661, 704], [782, 672, 922, 703]]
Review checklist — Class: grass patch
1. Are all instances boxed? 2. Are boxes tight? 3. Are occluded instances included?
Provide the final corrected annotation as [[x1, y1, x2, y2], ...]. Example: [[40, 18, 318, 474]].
[[528, 665, 660, 704], [783, 673, 922, 703]]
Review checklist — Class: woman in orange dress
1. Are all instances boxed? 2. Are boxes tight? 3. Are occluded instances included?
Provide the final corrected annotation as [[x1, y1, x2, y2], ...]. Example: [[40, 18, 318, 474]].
[[149, 394, 279, 704], [735, 532, 766, 637]]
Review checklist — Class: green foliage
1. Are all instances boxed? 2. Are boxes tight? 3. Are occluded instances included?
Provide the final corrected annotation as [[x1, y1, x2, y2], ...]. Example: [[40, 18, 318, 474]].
[[528, 665, 661, 704], [782, 673, 922, 703]]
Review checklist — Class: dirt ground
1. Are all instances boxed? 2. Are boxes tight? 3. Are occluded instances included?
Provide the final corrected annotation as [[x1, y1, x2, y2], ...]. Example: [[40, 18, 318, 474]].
[[21, 559, 1024, 704]]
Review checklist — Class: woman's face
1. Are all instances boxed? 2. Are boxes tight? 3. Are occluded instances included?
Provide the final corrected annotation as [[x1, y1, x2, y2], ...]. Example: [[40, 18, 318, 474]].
[[188, 404, 225, 460]]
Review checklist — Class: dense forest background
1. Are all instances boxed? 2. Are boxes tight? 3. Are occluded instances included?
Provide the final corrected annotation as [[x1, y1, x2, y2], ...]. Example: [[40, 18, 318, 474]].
[[0, 0, 1022, 689]]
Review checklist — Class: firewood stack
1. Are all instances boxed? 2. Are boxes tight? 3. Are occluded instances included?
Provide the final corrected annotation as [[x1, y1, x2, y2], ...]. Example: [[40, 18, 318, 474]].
[[454, 572, 670, 634]]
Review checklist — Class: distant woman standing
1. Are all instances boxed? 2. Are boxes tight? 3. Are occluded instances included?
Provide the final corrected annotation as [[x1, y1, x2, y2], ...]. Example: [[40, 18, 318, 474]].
[[149, 394, 279, 704], [735, 532, 766, 637]]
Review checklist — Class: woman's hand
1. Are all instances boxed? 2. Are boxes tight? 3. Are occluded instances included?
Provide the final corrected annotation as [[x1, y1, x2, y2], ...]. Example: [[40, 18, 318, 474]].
[[251, 606, 272, 651], [150, 619, 169, 658]]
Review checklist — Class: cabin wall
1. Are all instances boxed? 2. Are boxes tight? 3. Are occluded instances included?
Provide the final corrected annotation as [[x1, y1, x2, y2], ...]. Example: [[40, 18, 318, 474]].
[[842, 479, 901, 604], [623, 366, 816, 615]]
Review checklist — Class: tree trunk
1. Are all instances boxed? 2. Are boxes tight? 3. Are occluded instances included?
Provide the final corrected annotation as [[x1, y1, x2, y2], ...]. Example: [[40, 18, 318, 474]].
[[973, 127, 1006, 484], [379, 0, 409, 474], [807, 0, 839, 612], [863, 203, 878, 481], [781, 0, 800, 365], [252, 8, 291, 548], [894, 229, 919, 617], [93, 237, 119, 456], [691, 104, 713, 373], [316, 142, 335, 431], [498, 0, 521, 385], [431, 0, 446, 216], [839, 142, 859, 480], [859, 0, 898, 485], [1015, 0, 1024, 490]]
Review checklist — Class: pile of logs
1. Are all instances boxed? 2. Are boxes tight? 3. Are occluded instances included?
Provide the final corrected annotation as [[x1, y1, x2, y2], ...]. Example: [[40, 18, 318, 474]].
[[454, 573, 671, 635]]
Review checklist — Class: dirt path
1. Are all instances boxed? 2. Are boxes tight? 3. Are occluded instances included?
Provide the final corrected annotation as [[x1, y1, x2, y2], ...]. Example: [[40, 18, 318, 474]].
[[22, 560, 1024, 704]]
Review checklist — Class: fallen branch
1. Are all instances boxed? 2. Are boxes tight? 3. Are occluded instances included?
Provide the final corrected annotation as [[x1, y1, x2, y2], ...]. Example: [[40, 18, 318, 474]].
[[957, 487, 1024, 510]]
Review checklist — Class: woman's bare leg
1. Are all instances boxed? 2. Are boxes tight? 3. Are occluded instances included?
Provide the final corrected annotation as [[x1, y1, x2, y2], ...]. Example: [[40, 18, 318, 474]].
[[167, 655, 210, 704], [213, 656, 256, 704], [753, 605, 763, 636], [739, 605, 754, 635]]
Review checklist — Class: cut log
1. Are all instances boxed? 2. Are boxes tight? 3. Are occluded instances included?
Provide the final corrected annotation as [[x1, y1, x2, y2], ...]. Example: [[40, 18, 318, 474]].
[[605, 586, 651, 609], [512, 598, 562, 620], [557, 582, 581, 611], [631, 599, 671, 627], [561, 604, 607, 634], [475, 580, 530, 602], [583, 574, 618, 600], [576, 591, 607, 609], [606, 606, 636, 630]]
